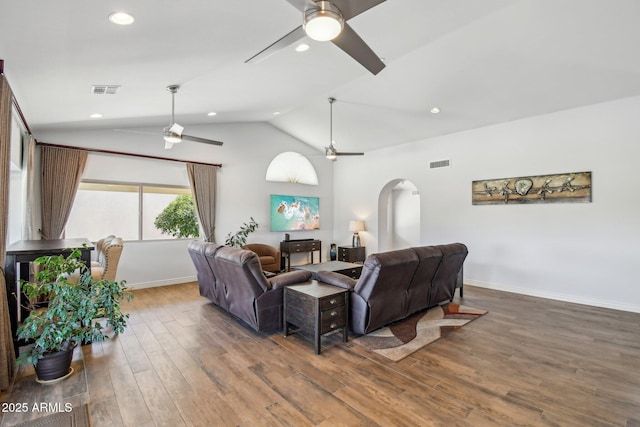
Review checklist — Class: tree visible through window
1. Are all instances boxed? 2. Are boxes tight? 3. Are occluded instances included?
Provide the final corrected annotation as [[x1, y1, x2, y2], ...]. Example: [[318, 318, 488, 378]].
[[153, 194, 199, 238], [66, 181, 197, 241]]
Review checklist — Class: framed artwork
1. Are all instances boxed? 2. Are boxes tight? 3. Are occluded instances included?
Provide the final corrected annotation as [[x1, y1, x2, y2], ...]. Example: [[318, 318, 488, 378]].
[[472, 171, 592, 205], [270, 194, 320, 231]]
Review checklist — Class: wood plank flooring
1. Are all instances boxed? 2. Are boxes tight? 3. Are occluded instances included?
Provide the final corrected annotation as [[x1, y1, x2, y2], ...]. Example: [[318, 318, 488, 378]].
[[2, 283, 640, 426]]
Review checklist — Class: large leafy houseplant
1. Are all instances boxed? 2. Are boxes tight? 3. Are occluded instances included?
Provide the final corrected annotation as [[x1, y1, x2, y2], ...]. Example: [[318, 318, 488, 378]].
[[224, 217, 259, 247], [16, 248, 133, 370]]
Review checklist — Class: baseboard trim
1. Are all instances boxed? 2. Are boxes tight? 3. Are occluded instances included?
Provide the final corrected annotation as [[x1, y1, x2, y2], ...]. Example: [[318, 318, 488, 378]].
[[126, 276, 197, 290], [466, 279, 640, 314]]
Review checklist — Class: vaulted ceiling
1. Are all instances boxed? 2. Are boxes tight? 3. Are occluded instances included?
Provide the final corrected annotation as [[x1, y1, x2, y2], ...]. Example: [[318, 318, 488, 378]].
[[1, 0, 640, 154]]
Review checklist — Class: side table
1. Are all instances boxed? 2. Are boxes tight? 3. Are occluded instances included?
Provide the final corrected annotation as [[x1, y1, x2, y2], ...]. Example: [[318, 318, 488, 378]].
[[338, 246, 365, 263], [283, 282, 349, 354]]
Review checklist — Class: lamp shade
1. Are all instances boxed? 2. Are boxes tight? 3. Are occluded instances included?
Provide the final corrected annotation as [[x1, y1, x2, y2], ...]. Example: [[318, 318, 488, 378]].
[[349, 220, 365, 232]]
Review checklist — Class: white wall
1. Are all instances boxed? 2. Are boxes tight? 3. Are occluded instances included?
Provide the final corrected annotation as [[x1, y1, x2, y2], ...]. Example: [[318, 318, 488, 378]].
[[332, 96, 640, 312], [35, 122, 333, 289]]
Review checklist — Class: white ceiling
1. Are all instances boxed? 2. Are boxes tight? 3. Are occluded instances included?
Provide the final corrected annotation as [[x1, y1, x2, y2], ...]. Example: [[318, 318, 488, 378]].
[[1, 0, 640, 154]]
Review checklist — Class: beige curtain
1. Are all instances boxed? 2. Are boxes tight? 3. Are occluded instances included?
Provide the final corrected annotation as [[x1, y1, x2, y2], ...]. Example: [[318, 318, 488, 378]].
[[22, 136, 37, 239], [40, 146, 87, 240], [0, 74, 16, 390], [186, 163, 217, 242]]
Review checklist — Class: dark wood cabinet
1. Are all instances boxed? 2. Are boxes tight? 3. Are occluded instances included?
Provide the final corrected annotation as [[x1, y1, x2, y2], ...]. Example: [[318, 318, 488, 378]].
[[338, 246, 365, 263], [284, 283, 348, 354], [280, 239, 321, 271]]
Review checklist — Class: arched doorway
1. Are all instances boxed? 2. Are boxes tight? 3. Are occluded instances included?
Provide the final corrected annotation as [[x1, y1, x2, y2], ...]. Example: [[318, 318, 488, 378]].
[[378, 179, 420, 251]]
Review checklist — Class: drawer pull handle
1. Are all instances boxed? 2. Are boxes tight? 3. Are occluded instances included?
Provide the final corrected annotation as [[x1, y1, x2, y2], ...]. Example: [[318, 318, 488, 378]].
[[330, 323, 337, 329], [330, 311, 337, 317], [329, 298, 337, 304]]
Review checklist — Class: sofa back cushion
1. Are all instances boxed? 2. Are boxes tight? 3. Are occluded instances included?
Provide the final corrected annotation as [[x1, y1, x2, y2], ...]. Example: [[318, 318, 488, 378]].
[[356, 248, 420, 331], [213, 246, 271, 328], [405, 246, 443, 315], [188, 240, 220, 302], [429, 243, 468, 307]]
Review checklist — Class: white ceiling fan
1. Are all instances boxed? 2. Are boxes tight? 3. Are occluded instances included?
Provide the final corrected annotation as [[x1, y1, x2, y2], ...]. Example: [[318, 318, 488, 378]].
[[325, 97, 364, 160]]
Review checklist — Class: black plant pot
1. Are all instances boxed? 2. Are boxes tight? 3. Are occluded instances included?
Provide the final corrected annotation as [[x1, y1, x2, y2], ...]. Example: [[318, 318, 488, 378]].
[[34, 346, 74, 381]]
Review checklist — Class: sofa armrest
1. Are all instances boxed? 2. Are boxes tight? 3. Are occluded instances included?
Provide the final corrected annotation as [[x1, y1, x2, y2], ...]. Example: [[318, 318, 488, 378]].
[[316, 271, 357, 290], [268, 270, 312, 289]]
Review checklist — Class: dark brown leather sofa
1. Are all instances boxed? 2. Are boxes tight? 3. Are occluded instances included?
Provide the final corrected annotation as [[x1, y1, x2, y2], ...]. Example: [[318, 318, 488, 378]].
[[188, 240, 311, 332], [316, 243, 467, 335]]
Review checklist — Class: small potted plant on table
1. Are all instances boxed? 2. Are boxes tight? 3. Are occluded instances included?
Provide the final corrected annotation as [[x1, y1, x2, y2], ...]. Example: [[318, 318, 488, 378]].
[[16, 248, 132, 382]]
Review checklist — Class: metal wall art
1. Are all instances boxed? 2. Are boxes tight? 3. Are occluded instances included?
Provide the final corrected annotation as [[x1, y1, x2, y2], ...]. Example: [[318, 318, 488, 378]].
[[472, 171, 592, 205]]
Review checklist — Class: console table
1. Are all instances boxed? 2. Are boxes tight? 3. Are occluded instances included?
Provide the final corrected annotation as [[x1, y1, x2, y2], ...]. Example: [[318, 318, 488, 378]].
[[4, 238, 94, 354], [280, 239, 321, 271]]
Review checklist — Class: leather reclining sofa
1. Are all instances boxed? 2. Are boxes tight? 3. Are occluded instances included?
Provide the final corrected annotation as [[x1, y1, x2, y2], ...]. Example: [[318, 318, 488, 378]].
[[189, 240, 467, 336], [188, 240, 311, 332], [316, 243, 468, 335]]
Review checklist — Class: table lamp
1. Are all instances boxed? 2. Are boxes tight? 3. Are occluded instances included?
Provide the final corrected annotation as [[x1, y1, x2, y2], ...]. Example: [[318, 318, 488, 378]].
[[349, 220, 365, 247]]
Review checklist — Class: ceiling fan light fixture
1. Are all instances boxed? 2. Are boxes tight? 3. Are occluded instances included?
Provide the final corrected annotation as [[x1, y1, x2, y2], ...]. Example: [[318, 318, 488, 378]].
[[304, 1, 344, 41], [325, 147, 337, 160], [163, 133, 182, 144]]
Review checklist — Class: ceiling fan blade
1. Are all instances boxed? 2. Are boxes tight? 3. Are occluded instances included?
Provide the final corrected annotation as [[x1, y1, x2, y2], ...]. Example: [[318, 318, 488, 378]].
[[181, 134, 224, 146], [331, 22, 385, 75], [245, 26, 306, 64], [284, 0, 317, 13], [336, 151, 364, 156], [332, 0, 386, 20], [114, 129, 160, 137]]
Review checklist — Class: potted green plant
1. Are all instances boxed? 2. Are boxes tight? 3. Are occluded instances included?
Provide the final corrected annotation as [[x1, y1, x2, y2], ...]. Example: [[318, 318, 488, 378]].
[[16, 248, 132, 382], [224, 217, 259, 247]]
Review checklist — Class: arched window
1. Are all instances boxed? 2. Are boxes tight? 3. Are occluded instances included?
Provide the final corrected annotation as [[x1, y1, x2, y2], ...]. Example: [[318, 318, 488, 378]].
[[265, 152, 318, 185]]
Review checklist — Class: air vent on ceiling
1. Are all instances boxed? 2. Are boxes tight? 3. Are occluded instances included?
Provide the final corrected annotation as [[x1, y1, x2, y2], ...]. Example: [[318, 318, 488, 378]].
[[91, 85, 121, 95], [430, 159, 451, 169]]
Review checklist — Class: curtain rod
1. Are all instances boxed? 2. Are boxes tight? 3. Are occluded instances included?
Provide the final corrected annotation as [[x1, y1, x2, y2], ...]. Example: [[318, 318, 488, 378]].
[[36, 141, 222, 168]]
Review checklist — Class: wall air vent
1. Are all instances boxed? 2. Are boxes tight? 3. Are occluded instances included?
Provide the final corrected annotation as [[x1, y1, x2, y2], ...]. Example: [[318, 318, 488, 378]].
[[91, 85, 121, 95], [430, 159, 451, 169]]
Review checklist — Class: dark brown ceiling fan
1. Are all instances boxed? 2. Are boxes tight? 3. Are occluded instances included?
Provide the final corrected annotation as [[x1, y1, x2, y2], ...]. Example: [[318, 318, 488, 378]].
[[246, 0, 386, 75], [325, 97, 364, 160], [116, 85, 224, 150]]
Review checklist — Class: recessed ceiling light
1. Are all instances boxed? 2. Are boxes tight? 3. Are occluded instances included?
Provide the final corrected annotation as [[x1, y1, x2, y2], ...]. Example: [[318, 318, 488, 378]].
[[207, 112, 217, 116], [273, 111, 281, 115], [430, 107, 441, 114], [295, 43, 310, 52], [108, 12, 135, 25], [89, 113, 103, 118]]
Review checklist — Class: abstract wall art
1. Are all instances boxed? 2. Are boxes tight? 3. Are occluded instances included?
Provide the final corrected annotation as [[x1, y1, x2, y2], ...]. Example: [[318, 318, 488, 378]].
[[472, 171, 592, 205]]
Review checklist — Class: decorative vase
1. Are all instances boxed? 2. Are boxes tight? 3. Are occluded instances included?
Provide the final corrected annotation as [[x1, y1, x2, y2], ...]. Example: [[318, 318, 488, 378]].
[[34, 345, 75, 381], [330, 244, 337, 261]]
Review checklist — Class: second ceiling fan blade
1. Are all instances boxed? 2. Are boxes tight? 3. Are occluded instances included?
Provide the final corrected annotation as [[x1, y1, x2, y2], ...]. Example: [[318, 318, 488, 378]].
[[336, 151, 364, 156], [245, 26, 307, 64], [332, 22, 385, 75], [181, 134, 224, 146], [332, 0, 386, 20]]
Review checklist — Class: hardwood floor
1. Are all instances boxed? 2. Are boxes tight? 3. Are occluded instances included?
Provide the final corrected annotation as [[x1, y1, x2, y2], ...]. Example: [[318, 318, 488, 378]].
[[2, 282, 640, 426]]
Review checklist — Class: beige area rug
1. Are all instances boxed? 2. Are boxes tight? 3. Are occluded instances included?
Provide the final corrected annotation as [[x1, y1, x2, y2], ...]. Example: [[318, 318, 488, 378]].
[[15, 403, 90, 427], [353, 303, 487, 362]]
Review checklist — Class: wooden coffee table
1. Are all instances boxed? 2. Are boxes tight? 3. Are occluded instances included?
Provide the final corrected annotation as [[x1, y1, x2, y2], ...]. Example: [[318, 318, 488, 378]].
[[283, 282, 349, 354], [293, 260, 362, 279]]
